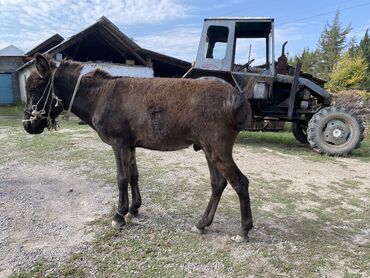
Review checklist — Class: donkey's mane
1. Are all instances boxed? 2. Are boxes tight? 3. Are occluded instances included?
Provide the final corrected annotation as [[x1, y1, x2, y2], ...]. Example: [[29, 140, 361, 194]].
[[89, 68, 116, 80], [59, 59, 84, 74]]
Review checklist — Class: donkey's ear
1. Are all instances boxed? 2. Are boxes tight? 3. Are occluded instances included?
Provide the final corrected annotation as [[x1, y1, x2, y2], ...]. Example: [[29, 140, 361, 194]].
[[34, 53, 50, 77]]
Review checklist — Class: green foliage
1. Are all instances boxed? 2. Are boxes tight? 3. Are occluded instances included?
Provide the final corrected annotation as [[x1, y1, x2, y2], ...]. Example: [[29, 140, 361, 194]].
[[287, 10, 370, 92], [316, 10, 352, 80], [326, 53, 368, 92], [359, 28, 370, 65], [289, 47, 318, 75], [347, 36, 360, 57], [361, 73, 370, 90], [359, 28, 370, 90]]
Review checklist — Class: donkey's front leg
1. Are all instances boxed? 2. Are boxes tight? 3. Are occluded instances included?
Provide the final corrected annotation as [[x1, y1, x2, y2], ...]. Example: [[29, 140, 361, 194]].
[[112, 146, 131, 229]]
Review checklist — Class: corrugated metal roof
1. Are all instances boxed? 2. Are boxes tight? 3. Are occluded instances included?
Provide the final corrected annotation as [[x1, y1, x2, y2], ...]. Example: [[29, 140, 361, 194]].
[[0, 45, 24, 56]]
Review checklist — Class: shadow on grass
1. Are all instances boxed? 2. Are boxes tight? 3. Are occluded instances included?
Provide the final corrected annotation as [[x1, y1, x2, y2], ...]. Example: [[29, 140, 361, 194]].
[[237, 131, 311, 152]]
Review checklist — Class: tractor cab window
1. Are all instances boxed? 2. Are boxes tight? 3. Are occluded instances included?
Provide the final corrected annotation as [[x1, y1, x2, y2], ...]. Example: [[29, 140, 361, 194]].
[[234, 37, 266, 68], [233, 21, 273, 74], [204, 26, 229, 60]]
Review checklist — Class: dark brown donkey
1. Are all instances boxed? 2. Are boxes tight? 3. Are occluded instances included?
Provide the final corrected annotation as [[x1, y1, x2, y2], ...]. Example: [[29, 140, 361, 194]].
[[23, 54, 253, 242]]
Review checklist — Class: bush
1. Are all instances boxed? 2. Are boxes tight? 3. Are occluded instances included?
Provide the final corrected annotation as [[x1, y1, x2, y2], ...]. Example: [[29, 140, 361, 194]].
[[326, 54, 368, 92]]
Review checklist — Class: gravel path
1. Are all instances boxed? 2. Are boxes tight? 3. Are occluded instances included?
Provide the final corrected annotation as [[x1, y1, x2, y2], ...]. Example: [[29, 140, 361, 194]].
[[0, 161, 114, 277]]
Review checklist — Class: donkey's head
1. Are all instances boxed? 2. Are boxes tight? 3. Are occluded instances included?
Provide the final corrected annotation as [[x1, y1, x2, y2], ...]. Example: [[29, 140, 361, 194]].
[[23, 54, 63, 134]]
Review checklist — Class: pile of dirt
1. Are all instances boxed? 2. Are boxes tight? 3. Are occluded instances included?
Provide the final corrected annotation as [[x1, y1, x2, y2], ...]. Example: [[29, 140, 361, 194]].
[[332, 90, 370, 121]]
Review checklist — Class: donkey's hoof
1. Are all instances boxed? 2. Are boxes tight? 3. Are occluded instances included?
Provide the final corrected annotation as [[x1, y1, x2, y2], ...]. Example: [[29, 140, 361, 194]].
[[112, 212, 125, 229], [128, 207, 139, 217], [125, 213, 134, 222], [191, 226, 205, 234], [231, 234, 249, 243], [111, 220, 125, 229]]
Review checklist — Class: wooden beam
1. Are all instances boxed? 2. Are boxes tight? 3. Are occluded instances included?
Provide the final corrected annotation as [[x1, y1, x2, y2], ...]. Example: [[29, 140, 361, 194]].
[[93, 31, 128, 62], [72, 40, 81, 59], [144, 52, 190, 69], [47, 29, 93, 56], [101, 26, 148, 66]]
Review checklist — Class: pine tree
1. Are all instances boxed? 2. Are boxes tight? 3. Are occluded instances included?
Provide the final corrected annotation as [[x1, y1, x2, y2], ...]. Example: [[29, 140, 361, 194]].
[[359, 28, 370, 65], [316, 10, 352, 80], [359, 28, 370, 90], [288, 48, 318, 75], [348, 36, 359, 57]]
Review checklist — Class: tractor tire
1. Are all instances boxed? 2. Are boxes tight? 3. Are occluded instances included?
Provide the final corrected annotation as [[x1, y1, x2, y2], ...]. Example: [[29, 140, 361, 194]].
[[307, 106, 364, 156], [292, 121, 308, 144]]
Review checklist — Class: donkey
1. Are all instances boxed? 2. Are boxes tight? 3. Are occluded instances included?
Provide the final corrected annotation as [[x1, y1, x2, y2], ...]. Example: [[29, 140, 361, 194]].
[[23, 54, 254, 242]]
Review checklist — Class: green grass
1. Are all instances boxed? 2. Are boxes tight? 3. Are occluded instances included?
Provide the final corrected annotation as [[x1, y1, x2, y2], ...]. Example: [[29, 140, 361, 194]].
[[2, 105, 370, 277], [0, 104, 24, 117], [237, 130, 370, 162]]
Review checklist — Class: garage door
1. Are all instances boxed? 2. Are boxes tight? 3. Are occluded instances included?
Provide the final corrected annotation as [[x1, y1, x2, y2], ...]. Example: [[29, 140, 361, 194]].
[[0, 74, 13, 104]]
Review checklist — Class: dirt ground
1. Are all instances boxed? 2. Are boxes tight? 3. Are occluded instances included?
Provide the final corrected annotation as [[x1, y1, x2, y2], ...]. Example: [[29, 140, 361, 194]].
[[0, 119, 369, 277], [0, 161, 114, 277]]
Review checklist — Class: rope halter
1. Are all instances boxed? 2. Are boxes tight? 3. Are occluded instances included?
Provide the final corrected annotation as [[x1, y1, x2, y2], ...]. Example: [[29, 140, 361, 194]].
[[23, 64, 87, 130], [22, 69, 63, 130]]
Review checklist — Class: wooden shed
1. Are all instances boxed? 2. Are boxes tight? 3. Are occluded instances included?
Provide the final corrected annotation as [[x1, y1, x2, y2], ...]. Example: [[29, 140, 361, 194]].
[[17, 16, 191, 102]]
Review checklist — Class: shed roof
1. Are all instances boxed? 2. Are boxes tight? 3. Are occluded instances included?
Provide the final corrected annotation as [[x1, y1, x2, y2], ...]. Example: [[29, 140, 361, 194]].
[[46, 16, 147, 66], [26, 34, 64, 56], [18, 16, 191, 76], [0, 45, 24, 56]]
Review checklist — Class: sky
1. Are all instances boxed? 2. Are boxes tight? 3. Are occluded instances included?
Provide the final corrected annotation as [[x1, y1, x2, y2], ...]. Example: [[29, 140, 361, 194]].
[[0, 0, 369, 63]]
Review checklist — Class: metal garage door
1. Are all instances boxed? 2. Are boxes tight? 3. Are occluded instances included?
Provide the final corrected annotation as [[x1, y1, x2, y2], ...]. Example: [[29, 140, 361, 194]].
[[0, 74, 13, 104]]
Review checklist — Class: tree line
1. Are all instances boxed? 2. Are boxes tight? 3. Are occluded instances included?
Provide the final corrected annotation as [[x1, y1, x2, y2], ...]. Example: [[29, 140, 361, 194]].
[[289, 11, 370, 96]]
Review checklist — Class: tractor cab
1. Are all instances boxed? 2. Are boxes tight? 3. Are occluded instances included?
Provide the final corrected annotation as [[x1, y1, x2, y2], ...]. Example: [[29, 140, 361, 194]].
[[194, 17, 275, 76], [184, 17, 330, 104]]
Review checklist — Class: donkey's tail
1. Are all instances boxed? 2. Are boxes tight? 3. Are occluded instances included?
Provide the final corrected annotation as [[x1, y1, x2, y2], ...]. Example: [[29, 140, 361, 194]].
[[225, 78, 255, 131]]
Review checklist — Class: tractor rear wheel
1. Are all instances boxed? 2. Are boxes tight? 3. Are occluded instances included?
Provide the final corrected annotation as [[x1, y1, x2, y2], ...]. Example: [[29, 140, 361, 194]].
[[307, 106, 364, 156], [292, 121, 308, 144]]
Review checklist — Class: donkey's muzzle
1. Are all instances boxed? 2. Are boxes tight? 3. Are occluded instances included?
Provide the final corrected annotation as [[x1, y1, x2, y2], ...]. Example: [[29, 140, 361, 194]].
[[23, 117, 47, 134]]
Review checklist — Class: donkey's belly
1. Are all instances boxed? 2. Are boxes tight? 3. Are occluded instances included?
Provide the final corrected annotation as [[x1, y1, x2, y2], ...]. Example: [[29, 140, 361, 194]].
[[141, 143, 192, 152], [132, 134, 193, 151]]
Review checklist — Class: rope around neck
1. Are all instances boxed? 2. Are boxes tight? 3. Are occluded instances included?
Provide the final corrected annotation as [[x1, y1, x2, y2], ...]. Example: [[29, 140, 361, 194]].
[[64, 73, 84, 122]]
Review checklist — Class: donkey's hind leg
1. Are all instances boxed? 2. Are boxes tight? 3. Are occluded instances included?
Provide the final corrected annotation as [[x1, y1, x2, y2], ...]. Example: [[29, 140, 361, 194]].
[[193, 157, 227, 233], [207, 150, 253, 242], [127, 148, 142, 218], [112, 145, 131, 229], [218, 161, 252, 241]]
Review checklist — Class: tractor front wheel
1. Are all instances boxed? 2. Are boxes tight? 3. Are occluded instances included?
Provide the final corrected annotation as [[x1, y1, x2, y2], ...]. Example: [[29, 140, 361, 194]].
[[307, 106, 364, 156]]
